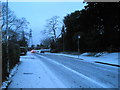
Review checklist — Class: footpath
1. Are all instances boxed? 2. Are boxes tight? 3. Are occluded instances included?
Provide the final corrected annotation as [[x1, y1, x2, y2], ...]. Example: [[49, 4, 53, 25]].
[[2, 52, 65, 89]]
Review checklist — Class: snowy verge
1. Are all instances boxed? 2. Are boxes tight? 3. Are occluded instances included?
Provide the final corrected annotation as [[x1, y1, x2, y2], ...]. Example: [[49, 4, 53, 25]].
[[45, 52, 119, 66], [8, 52, 66, 88], [1, 62, 20, 89]]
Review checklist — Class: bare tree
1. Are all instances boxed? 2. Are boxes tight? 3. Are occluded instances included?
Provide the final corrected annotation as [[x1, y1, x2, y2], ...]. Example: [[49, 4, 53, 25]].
[[1, 3, 29, 42], [44, 16, 60, 41], [41, 37, 53, 48]]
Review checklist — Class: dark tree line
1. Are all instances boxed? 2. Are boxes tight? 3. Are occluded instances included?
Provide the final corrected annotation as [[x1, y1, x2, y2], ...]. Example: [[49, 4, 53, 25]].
[[54, 2, 120, 52]]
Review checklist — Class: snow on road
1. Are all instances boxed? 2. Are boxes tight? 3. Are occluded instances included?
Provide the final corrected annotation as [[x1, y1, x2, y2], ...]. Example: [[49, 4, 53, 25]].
[[8, 52, 66, 88]]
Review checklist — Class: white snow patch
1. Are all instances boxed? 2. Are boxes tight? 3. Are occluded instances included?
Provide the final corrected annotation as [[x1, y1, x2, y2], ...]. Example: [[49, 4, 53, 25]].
[[1, 64, 19, 89]]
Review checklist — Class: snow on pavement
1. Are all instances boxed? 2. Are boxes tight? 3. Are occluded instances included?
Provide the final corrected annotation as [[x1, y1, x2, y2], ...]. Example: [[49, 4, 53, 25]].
[[8, 52, 66, 88], [80, 52, 119, 65], [1, 64, 19, 89], [45, 52, 119, 66]]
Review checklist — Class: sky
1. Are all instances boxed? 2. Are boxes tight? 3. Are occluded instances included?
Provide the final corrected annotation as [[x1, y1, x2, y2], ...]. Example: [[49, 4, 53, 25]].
[[8, 2, 86, 45]]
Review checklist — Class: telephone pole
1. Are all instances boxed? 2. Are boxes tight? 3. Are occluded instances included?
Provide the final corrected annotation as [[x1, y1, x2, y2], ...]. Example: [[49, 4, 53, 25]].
[[6, 0, 10, 73]]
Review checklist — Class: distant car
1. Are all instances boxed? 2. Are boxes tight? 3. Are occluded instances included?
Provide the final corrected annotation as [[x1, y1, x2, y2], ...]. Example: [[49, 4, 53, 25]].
[[40, 49, 50, 53], [35, 50, 40, 53], [40, 50, 45, 53], [20, 47, 27, 55], [31, 50, 36, 53]]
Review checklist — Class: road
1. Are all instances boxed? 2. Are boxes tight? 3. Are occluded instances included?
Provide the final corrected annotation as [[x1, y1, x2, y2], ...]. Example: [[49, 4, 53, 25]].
[[8, 52, 119, 88]]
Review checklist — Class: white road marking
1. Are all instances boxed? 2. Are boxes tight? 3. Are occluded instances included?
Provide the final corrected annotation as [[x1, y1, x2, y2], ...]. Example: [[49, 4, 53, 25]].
[[38, 54, 108, 88]]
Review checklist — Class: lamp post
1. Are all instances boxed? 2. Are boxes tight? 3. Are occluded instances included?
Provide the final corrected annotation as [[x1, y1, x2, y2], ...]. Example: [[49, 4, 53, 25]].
[[78, 35, 80, 58]]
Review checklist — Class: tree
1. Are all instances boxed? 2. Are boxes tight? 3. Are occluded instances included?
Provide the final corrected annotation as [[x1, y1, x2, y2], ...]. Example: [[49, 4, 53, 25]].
[[44, 16, 61, 41], [17, 31, 28, 47], [41, 37, 54, 49], [36, 44, 40, 49], [63, 2, 120, 52], [84, 2, 120, 51], [31, 45, 35, 49], [1, 2, 29, 47]]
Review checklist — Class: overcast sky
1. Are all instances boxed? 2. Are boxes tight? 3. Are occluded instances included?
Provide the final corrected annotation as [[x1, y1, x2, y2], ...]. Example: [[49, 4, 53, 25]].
[[8, 2, 86, 45]]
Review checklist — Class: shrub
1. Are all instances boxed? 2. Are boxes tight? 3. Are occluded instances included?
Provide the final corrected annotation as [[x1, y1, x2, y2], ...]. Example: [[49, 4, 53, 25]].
[[2, 42, 20, 82]]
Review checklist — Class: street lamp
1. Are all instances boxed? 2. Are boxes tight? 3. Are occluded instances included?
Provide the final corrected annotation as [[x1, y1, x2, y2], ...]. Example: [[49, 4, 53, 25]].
[[78, 35, 80, 58]]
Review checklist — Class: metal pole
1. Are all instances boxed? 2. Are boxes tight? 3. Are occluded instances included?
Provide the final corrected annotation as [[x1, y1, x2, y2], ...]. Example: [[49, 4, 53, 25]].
[[6, 0, 9, 73], [78, 38, 79, 53], [78, 36, 80, 58], [78, 38, 79, 58]]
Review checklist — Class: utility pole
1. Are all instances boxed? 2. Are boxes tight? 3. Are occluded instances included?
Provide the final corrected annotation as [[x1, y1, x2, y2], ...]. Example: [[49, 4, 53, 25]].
[[6, 0, 9, 73], [0, 1, 2, 86]]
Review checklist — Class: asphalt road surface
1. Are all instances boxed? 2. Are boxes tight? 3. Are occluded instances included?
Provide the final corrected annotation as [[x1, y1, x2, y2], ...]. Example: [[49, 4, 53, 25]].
[[35, 53, 119, 88], [8, 52, 119, 88]]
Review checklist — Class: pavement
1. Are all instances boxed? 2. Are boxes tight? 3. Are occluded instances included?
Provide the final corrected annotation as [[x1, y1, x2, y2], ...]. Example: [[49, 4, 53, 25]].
[[8, 52, 65, 88]]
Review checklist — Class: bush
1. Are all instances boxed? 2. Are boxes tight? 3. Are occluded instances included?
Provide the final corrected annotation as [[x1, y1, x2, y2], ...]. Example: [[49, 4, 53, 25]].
[[20, 47, 27, 55], [2, 43, 8, 82], [2, 42, 20, 82]]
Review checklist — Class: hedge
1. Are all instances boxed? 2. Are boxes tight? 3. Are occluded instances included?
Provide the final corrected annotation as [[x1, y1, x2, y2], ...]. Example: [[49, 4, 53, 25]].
[[2, 42, 20, 82]]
